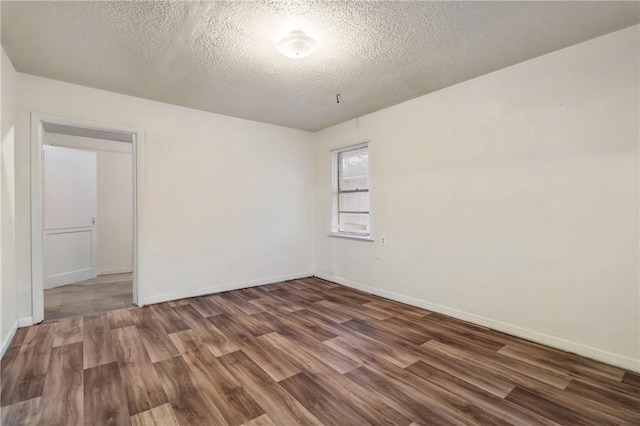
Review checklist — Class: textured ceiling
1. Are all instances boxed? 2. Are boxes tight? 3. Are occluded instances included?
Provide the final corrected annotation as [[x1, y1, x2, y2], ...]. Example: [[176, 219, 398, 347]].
[[2, 1, 639, 131]]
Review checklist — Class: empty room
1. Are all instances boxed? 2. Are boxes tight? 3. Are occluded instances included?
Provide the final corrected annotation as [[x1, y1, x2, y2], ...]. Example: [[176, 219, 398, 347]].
[[0, 1, 638, 425]]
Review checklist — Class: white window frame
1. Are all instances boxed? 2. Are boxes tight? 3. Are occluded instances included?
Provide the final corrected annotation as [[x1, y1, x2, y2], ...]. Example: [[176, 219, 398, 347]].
[[329, 142, 374, 241]]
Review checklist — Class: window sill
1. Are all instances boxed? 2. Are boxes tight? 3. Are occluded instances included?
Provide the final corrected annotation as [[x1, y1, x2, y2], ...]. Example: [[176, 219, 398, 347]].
[[327, 232, 375, 242]]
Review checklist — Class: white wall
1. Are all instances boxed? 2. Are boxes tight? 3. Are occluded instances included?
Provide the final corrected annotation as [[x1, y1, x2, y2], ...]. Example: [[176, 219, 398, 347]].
[[14, 74, 314, 313], [1, 47, 18, 355], [44, 133, 133, 276], [313, 25, 640, 371]]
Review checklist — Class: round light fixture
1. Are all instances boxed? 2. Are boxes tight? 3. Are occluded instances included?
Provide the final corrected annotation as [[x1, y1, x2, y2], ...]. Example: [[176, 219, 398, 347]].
[[276, 30, 317, 59]]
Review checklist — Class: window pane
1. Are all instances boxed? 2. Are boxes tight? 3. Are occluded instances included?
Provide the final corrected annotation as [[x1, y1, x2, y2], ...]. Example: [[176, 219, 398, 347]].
[[339, 191, 369, 213], [338, 148, 369, 191], [339, 213, 369, 233]]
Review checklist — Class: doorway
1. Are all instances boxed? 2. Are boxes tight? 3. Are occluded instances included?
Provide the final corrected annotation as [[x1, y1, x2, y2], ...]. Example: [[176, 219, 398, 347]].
[[31, 114, 140, 323]]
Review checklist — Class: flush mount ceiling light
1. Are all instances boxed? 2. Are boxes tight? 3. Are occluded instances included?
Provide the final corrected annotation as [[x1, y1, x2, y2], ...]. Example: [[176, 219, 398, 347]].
[[276, 30, 317, 59]]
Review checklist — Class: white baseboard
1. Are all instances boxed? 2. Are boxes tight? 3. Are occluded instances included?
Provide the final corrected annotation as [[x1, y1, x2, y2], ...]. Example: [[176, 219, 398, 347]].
[[98, 268, 133, 276], [45, 268, 95, 289], [140, 272, 313, 306], [0, 321, 18, 360], [315, 272, 640, 373], [0, 317, 34, 360], [17, 317, 34, 327]]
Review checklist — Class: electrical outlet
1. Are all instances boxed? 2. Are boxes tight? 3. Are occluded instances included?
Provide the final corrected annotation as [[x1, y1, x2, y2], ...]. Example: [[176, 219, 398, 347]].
[[381, 235, 387, 246]]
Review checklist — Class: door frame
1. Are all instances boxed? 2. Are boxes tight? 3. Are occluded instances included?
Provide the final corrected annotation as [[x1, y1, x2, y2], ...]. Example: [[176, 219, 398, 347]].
[[31, 113, 143, 323]]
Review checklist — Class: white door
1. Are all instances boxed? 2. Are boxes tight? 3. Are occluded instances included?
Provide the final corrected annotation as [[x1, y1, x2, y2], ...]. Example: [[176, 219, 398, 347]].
[[43, 145, 98, 289]]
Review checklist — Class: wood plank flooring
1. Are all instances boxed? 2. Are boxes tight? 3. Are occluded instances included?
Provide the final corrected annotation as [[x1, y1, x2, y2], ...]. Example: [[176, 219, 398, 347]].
[[2, 277, 639, 425]]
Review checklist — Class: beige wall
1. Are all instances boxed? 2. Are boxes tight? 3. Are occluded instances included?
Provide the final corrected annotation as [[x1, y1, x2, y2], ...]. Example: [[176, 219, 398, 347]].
[[313, 25, 640, 371]]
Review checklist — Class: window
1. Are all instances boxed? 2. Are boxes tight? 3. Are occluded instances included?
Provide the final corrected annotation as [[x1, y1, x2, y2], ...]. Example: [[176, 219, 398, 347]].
[[331, 143, 370, 238]]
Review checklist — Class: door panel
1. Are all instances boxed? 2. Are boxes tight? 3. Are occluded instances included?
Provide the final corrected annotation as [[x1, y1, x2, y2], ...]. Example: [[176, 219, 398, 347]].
[[44, 145, 97, 229], [44, 230, 95, 287], [43, 145, 98, 289]]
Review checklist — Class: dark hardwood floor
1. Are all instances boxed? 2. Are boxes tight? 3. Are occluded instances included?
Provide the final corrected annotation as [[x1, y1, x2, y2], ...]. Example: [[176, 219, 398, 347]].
[[1, 277, 638, 425]]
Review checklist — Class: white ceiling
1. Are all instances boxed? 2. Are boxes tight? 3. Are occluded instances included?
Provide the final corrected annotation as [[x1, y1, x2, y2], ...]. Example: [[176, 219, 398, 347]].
[[2, 1, 638, 131]]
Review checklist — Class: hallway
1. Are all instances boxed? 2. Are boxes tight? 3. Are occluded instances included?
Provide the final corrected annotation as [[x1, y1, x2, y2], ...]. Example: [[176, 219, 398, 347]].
[[44, 273, 133, 321]]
